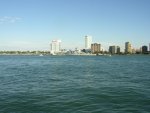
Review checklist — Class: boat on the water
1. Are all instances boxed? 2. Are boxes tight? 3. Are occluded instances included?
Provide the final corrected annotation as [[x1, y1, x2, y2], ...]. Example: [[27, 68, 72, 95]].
[[39, 54, 43, 56], [97, 53, 111, 57]]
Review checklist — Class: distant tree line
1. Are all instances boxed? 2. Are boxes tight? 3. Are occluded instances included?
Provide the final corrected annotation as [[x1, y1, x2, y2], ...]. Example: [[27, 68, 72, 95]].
[[0, 51, 50, 55]]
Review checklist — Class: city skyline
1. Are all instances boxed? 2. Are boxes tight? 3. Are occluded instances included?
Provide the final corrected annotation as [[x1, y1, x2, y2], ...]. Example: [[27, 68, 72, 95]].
[[0, 0, 150, 51]]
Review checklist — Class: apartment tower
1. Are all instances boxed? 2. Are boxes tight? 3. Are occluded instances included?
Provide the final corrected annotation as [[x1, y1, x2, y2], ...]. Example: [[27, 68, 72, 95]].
[[125, 42, 132, 54], [91, 43, 101, 53], [50, 40, 61, 54], [85, 35, 92, 49]]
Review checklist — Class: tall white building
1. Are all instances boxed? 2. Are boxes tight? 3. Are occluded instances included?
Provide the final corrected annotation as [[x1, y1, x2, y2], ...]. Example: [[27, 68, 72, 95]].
[[50, 40, 61, 54], [85, 35, 92, 49]]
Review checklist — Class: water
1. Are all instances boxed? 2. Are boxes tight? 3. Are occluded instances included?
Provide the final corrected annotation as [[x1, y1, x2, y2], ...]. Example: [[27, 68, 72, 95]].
[[0, 55, 150, 113]]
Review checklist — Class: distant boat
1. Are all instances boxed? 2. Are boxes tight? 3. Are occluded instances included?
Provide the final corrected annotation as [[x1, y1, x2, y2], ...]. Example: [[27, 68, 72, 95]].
[[105, 54, 111, 57], [39, 54, 43, 56], [97, 53, 111, 57]]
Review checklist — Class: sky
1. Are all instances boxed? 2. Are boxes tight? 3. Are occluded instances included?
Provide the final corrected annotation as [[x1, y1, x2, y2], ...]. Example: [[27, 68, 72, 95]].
[[0, 0, 150, 51]]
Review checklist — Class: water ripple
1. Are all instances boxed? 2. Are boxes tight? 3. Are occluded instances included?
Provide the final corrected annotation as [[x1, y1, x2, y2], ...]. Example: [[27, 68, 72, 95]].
[[0, 55, 150, 113]]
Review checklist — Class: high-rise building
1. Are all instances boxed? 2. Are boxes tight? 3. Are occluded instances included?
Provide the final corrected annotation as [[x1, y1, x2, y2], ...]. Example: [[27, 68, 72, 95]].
[[109, 46, 116, 54], [116, 46, 121, 54], [132, 48, 136, 54], [91, 43, 101, 53], [109, 46, 120, 54], [50, 40, 61, 54], [125, 42, 132, 54], [149, 43, 150, 51], [142, 45, 148, 54], [85, 35, 92, 49]]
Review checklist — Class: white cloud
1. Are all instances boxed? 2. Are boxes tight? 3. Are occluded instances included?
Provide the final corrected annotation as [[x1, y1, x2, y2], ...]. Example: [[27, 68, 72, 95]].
[[0, 16, 22, 24]]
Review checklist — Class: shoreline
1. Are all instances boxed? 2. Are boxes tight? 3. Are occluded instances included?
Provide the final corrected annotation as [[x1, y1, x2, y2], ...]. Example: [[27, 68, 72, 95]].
[[0, 54, 149, 56]]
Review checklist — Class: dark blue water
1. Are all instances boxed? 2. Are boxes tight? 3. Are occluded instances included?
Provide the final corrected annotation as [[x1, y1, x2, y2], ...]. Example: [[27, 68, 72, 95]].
[[0, 55, 150, 113]]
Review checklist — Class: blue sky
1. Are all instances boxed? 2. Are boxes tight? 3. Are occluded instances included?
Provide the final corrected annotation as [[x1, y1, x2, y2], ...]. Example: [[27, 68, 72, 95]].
[[0, 0, 150, 51]]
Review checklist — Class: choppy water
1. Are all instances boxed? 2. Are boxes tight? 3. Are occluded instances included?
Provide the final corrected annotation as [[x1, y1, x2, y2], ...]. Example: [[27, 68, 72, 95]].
[[0, 55, 150, 113]]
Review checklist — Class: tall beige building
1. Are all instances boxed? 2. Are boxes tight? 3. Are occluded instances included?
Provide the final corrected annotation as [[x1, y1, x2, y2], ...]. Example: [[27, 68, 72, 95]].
[[125, 42, 132, 54], [91, 43, 101, 53]]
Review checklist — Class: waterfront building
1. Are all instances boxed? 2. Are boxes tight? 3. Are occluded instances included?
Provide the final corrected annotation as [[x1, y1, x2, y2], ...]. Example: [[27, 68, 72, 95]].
[[74, 48, 81, 54], [116, 46, 120, 54], [125, 42, 132, 54], [142, 45, 148, 54], [136, 49, 141, 54], [91, 43, 101, 53], [140, 47, 142, 53], [82, 49, 91, 53], [50, 40, 61, 54], [149, 43, 150, 51], [109, 46, 120, 54], [85, 35, 92, 49], [132, 48, 136, 54], [109, 46, 116, 54]]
